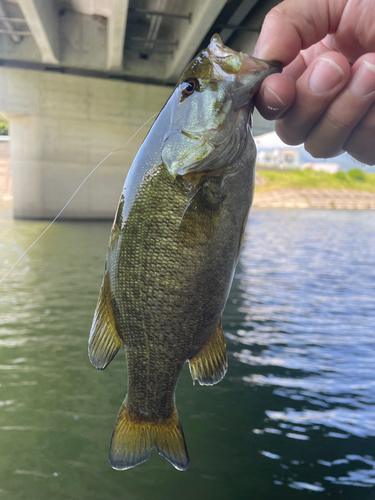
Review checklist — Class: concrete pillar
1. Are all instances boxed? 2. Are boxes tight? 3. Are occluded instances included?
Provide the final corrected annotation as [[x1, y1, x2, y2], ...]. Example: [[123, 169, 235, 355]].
[[0, 67, 171, 219]]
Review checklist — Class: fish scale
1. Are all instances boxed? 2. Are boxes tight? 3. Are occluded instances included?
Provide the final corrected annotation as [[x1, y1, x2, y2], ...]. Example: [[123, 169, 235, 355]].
[[115, 165, 194, 419], [88, 34, 282, 471]]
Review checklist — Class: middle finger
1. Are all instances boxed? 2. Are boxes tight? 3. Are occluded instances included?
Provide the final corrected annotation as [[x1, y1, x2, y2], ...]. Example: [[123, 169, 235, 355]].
[[275, 52, 351, 146]]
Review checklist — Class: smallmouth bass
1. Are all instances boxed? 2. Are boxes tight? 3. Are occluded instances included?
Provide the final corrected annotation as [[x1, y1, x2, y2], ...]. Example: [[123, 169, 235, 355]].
[[89, 34, 281, 471]]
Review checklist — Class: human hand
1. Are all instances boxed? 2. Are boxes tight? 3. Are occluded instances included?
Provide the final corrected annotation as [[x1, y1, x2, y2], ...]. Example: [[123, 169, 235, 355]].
[[254, 0, 375, 165]]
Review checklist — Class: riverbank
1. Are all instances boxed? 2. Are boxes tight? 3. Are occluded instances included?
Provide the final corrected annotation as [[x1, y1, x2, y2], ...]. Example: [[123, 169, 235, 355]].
[[253, 188, 375, 209], [254, 168, 375, 209], [2, 168, 375, 214]]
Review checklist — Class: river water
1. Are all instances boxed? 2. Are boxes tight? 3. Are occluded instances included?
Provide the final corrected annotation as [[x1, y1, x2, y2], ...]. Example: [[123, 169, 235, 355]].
[[0, 209, 374, 499]]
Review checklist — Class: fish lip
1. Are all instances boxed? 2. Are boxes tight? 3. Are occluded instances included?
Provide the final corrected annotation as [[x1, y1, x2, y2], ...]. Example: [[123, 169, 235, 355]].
[[253, 59, 283, 71], [269, 60, 283, 70], [232, 58, 282, 112]]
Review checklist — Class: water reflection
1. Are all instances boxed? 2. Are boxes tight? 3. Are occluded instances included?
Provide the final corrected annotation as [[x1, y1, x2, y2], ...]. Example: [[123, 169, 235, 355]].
[[227, 210, 375, 494], [0, 211, 374, 499]]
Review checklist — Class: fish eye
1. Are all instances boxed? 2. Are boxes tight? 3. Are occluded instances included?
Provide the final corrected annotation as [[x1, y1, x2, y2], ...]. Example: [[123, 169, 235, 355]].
[[182, 78, 199, 97]]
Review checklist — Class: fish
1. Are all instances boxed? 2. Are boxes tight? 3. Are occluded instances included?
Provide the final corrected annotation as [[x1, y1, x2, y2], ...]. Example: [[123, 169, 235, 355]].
[[88, 34, 281, 471]]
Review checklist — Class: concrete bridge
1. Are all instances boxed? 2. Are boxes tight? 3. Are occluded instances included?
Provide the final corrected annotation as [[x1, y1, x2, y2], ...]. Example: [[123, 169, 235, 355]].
[[0, 0, 278, 219]]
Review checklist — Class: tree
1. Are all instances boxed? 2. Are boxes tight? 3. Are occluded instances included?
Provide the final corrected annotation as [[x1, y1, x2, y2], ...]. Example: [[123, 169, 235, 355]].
[[0, 120, 9, 135]]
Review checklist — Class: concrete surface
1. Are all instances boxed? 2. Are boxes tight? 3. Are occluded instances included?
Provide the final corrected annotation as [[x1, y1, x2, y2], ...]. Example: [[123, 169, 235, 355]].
[[0, 67, 171, 219], [253, 188, 375, 210]]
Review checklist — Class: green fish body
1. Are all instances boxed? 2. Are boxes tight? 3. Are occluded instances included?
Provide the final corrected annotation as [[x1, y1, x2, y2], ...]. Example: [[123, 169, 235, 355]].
[[89, 35, 281, 471]]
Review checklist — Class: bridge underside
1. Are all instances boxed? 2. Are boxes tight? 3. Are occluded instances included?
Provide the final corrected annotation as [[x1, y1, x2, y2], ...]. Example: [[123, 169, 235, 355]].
[[0, 0, 279, 219]]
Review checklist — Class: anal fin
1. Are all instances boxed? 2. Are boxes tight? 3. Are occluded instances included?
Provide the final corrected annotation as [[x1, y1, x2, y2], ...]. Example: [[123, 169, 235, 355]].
[[109, 398, 189, 471], [88, 269, 122, 370], [189, 319, 228, 386]]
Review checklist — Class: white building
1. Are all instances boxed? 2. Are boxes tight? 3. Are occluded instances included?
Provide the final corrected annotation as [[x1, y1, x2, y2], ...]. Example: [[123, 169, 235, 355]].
[[257, 148, 300, 168], [255, 132, 301, 168], [255, 131, 344, 172], [302, 162, 339, 174]]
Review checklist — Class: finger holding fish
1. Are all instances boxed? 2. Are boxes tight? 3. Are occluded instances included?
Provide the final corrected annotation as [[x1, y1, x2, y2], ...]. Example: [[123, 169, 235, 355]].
[[254, 0, 375, 164], [274, 51, 351, 148], [254, 72, 295, 120], [258, 49, 375, 164], [254, 41, 351, 120]]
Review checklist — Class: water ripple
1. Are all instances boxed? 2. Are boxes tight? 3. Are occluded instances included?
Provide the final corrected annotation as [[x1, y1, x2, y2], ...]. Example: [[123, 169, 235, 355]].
[[1, 212, 375, 498], [226, 211, 375, 495]]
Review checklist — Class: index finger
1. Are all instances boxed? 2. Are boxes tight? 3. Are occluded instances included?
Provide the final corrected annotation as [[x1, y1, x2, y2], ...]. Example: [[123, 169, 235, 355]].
[[253, 0, 347, 64]]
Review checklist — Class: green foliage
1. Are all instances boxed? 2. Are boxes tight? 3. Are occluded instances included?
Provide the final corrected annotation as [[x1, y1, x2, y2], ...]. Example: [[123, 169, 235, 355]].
[[256, 167, 375, 193], [334, 171, 347, 181], [347, 168, 366, 182], [0, 120, 9, 135]]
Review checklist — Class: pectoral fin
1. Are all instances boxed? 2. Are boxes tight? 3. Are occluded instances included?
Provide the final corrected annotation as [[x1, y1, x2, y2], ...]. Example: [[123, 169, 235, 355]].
[[189, 319, 228, 386], [178, 182, 224, 244], [88, 268, 122, 370]]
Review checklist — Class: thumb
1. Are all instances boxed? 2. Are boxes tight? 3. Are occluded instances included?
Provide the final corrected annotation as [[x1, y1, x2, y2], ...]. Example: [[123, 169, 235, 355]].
[[254, 0, 347, 65]]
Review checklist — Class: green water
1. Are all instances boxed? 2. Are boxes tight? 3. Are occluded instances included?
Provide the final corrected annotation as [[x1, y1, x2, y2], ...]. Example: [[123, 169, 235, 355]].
[[1, 211, 375, 499]]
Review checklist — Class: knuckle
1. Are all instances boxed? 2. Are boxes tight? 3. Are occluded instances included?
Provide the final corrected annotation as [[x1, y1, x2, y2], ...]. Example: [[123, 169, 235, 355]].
[[303, 141, 321, 158], [344, 109, 375, 166], [345, 143, 375, 166], [275, 119, 306, 146], [303, 108, 355, 158], [304, 143, 324, 158], [348, 151, 375, 166], [356, 108, 375, 133], [304, 136, 342, 159], [264, 7, 283, 23], [324, 108, 350, 131]]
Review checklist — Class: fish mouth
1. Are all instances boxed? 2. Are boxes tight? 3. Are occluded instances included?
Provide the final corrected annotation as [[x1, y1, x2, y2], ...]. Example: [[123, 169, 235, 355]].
[[232, 56, 283, 112], [256, 59, 283, 71]]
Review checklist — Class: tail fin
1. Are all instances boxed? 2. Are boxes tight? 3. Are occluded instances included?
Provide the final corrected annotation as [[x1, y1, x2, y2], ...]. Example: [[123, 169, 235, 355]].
[[109, 399, 189, 471]]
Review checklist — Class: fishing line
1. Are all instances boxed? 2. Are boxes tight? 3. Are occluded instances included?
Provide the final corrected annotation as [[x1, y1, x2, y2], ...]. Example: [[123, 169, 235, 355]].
[[0, 112, 158, 283]]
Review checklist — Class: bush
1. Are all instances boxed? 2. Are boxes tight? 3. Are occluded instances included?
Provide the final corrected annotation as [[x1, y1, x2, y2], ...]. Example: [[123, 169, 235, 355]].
[[348, 168, 366, 182], [0, 120, 8, 135], [334, 171, 347, 181]]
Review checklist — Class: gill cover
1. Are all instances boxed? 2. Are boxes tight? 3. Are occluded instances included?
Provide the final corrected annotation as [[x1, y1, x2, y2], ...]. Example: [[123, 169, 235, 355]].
[[161, 34, 281, 177]]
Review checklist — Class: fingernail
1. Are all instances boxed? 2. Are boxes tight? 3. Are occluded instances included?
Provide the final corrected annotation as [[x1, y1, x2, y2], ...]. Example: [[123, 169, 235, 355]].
[[263, 85, 286, 110], [309, 58, 345, 94], [253, 38, 271, 60], [253, 39, 265, 59], [348, 60, 375, 98]]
